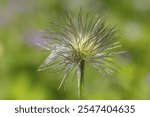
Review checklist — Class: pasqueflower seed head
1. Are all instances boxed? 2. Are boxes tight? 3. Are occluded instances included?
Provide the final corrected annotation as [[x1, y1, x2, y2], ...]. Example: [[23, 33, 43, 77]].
[[37, 10, 123, 97]]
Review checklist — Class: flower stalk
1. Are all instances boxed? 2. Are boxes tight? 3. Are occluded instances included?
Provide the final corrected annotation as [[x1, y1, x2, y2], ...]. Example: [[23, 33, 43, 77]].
[[77, 59, 85, 99]]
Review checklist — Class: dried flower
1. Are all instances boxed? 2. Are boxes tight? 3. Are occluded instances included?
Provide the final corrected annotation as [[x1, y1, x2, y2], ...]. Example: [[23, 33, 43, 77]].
[[37, 10, 123, 98]]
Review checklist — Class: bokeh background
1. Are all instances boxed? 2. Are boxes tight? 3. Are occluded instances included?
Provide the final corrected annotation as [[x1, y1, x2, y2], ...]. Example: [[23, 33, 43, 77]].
[[0, 0, 150, 99]]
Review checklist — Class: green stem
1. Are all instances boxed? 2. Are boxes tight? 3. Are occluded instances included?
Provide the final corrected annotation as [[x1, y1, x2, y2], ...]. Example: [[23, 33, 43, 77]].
[[77, 59, 85, 99]]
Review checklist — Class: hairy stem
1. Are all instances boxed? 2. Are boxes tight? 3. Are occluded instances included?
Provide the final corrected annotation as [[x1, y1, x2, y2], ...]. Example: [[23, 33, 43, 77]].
[[77, 59, 85, 99]]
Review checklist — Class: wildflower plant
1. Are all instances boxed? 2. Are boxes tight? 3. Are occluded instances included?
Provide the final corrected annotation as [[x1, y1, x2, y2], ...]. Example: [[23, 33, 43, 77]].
[[37, 10, 123, 98]]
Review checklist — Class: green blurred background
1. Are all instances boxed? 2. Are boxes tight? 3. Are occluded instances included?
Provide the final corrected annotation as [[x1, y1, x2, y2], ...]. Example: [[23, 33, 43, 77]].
[[0, 0, 150, 99]]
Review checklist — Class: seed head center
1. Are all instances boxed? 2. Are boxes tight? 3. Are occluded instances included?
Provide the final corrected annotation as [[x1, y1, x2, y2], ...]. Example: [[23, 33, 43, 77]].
[[72, 34, 93, 58]]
